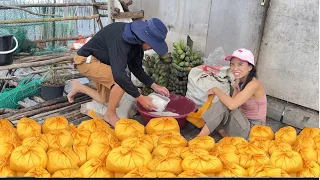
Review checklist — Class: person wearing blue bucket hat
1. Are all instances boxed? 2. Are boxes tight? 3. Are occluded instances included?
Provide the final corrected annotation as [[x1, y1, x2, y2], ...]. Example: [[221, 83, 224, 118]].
[[69, 18, 170, 127]]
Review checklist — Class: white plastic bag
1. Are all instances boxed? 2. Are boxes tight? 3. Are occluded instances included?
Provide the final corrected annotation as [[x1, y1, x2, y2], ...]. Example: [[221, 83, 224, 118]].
[[80, 93, 137, 119]]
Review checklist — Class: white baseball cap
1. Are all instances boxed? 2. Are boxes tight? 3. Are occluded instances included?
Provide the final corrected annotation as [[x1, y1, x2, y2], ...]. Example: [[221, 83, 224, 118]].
[[225, 48, 255, 66]]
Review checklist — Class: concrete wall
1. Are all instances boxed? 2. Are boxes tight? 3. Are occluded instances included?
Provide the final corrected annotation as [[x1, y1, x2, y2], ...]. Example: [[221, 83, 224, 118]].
[[130, 0, 319, 128], [129, 0, 212, 53], [205, 0, 269, 59], [256, 0, 319, 111]]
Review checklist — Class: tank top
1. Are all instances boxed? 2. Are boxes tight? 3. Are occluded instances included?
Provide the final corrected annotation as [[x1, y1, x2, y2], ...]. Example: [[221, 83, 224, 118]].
[[237, 82, 267, 121]]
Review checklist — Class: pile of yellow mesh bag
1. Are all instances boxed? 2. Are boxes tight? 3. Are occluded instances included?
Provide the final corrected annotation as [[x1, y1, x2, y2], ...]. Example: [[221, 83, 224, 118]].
[[0, 110, 319, 178]]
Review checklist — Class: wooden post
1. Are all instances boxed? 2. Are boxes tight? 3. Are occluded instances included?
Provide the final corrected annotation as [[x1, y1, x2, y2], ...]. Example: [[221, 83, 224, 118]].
[[108, 0, 114, 24], [92, 0, 103, 29], [112, 11, 144, 19]]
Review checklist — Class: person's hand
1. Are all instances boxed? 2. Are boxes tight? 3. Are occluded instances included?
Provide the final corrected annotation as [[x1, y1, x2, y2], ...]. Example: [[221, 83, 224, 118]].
[[207, 88, 216, 97], [136, 95, 157, 110], [151, 83, 170, 97]]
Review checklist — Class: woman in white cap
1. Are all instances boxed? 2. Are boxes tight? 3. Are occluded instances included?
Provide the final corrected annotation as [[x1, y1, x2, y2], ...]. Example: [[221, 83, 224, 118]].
[[68, 18, 170, 127], [197, 48, 267, 139]]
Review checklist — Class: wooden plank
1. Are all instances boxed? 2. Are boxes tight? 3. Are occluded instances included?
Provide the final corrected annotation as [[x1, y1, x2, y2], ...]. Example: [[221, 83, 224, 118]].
[[112, 11, 144, 19]]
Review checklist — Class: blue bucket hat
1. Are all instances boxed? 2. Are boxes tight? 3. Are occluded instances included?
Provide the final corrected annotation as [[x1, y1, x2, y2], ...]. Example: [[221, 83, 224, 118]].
[[131, 18, 168, 55]]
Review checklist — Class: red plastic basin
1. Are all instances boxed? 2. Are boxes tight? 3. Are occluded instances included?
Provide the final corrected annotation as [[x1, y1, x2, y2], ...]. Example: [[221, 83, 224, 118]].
[[136, 93, 197, 129]]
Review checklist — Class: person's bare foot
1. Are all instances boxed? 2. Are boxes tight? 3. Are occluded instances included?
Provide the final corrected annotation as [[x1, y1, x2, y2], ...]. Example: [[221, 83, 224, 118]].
[[67, 80, 81, 103], [104, 113, 120, 127], [218, 129, 229, 137]]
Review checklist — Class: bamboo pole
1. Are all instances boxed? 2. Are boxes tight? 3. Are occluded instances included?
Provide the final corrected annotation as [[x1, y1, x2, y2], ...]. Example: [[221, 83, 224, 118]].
[[9, 96, 91, 122], [0, 2, 108, 9], [0, 5, 61, 17], [0, 14, 108, 24], [0, 66, 73, 80], [0, 56, 73, 71], [34, 34, 93, 43]]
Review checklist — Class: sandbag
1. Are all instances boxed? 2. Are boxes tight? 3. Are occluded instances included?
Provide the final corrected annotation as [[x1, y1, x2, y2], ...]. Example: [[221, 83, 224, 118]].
[[181, 145, 210, 159], [150, 130, 181, 147], [88, 128, 118, 145], [70, 123, 91, 145], [0, 138, 21, 158], [178, 169, 207, 178], [24, 166, 50, 178], [42, 116, 69, 133], [299, 127, 320, 138], [239, 153, 270, 169], [250, 137, 272, 154], [247, 165, 284, 177], [275, 126, 297, 145], [270, 150, 303, 173], [114, 119, 145, 141], [294, 135, 315, 149], [77, 110, 110, 133], [181, 154, 222, 174], [218, 136, 247, 146], [146, 117, 180, 135], [148, 156, 183, 175], [236, 142, 265, 155], [52, 169, 82, 178], [292, 145, 317, 162], [211, 151, 240, 165], [213, 143, 238, 155], [268, 140, 292, 155], [16, 171, 25, 177], [46, 147, 79, 173], [317, 150, 320, 165], [314, 135, 320, 150], [0, 157, 16, 177], [121, 135, 154, 152], [154, 171, 177, 178], [0, 127, 20, 143], [152, 144, 184, 158], [106, 146, 152, 173], [297, 160, 320, 177], [216, 163, 248, 177], [123, 166, 154, 178], [87, 141, 120, 161], [114, 172, 126, 178], [10, 145, 47, 172], [73, 144, 88, 167], [0, 119, 14, 129], [78, 157, 114, 178], [249, 125, 274, 140], [188, 136, 215, 151], [16, 117, 41, 140], [22, 133, 48, 151], [46, 129, 73, 150], [157, 134, 187, 147]]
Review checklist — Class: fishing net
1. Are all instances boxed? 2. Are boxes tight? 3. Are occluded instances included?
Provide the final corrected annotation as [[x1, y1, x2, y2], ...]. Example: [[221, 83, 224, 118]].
[[0, 75, 42, 109], [0, 0, 107, 55]]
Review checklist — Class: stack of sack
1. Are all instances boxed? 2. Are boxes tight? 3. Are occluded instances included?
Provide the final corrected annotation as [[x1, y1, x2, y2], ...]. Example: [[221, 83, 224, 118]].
[[0, 110, 319, 177]]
